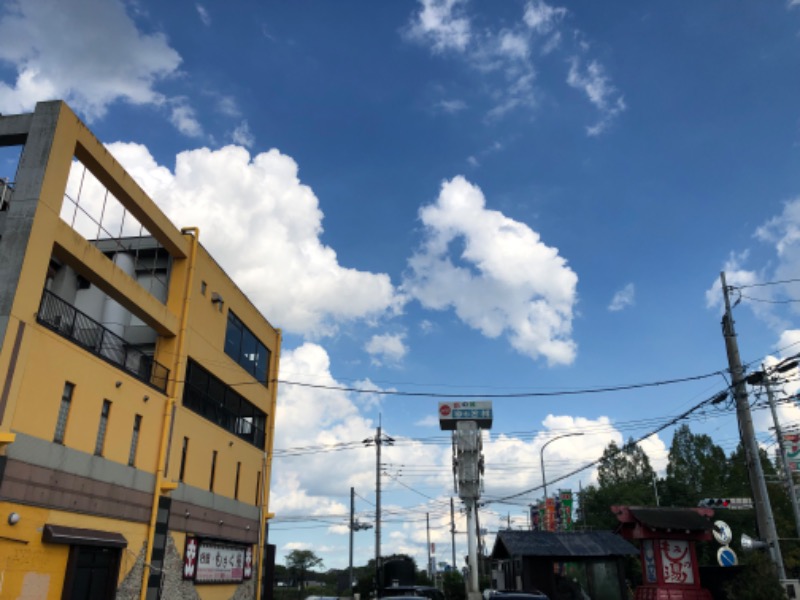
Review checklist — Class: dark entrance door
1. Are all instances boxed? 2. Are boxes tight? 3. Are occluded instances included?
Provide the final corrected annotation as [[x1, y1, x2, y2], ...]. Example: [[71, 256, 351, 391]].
[[63, 545, 121, 600]]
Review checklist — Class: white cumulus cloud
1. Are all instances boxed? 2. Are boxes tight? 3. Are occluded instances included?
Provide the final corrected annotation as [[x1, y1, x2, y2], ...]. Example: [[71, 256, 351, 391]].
[[365, 333, 408, 366], [106, 142, 402, 336], [403, 176, 578, 365], [608, 283, 635, 312], [0, 0, 182, 121]]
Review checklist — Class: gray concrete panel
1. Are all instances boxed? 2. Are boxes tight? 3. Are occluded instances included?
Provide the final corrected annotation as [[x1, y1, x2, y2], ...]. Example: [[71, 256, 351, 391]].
[[0, 102, 62, 350]]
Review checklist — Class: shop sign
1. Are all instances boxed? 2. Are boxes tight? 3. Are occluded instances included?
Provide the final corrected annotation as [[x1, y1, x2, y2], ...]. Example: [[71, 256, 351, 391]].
[[183, 536, 253, 583]]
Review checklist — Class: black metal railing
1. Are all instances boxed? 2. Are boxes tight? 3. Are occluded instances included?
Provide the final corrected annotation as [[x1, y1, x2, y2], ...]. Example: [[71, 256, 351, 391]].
[[38, 289, 169, 392]]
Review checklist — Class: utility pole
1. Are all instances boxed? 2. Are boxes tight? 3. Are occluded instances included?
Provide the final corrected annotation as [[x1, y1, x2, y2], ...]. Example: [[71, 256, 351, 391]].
[[350, 487, 355, 590], [349, 487, 372, 593], [426, 513, 432, 581], [450, 497, 456, 572], [763, 368, 800, 539], [364, 419, 393, 595], [720, 272, 785, 580]]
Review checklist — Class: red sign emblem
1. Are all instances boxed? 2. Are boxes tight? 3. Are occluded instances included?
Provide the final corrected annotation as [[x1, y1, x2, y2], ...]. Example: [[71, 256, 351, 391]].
[[439, 404, 451, 416]]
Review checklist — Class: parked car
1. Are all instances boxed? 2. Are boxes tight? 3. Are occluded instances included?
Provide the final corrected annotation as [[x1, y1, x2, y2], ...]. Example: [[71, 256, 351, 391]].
[[381, 585, 445, 600], [490, 591, 549, 600]]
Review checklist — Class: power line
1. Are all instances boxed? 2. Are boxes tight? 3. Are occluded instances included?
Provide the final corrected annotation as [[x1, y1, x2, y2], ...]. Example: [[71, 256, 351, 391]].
[[276, 371, 724, 399]]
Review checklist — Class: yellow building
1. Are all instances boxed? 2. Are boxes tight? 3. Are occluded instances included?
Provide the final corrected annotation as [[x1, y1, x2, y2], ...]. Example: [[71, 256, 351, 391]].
[[0, 101, 281, 599]]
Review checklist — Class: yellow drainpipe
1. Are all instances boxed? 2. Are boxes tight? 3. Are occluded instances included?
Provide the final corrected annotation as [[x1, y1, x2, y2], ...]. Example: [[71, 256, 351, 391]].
[[140, 227, 199, 600], [255, 328, 281, 600]]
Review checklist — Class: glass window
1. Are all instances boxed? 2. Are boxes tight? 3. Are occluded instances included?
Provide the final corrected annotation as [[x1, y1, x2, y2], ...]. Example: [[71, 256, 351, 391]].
[[224, 312, 243, 360], [182, 359, 268, 449], [209, 450, 218, 492], [224, 311, 270, 385], [179, 437, 189, 482], [54, 382, 74, 444], [128, 415, 142, 466], [95, 400, 111, 456]]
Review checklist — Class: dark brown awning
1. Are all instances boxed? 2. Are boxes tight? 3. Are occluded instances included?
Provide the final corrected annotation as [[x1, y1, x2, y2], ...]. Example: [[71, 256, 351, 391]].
[[42, 524, 127, 548]]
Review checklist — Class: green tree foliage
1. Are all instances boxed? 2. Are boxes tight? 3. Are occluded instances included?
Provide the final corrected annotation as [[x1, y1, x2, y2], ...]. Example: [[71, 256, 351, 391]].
[[581, 438, 657, 529], [663, 425, 728, 506], [285, 549, 324, 590], [442, 570, 466, 600], [597, 438, 655, 489]]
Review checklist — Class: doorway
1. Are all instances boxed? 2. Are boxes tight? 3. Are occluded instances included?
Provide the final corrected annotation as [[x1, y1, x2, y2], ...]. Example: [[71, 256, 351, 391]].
[[62, 544, 121, 600]]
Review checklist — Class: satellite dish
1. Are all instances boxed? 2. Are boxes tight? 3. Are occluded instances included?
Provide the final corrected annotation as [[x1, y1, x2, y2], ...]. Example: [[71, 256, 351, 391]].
[[741, 533, 768, 551]]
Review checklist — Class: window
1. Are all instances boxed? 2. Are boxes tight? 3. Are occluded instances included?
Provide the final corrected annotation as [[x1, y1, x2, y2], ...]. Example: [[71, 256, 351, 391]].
[[128, 415, 142, 466], [224, 311, 270, 384], [234, 462, 241, 500], [179, 437, 189, 482], [182, 359, 268, 448], [209, 450, 218, 492], [54, 382, 74, 443], [94, 400, 111, 456]]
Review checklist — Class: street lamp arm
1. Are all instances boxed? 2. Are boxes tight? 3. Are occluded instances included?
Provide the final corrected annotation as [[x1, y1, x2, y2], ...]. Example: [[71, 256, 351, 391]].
[[540, 432, 585, 501]]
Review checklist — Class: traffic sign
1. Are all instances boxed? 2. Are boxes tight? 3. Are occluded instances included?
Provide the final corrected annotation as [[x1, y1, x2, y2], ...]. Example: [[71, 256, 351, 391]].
[[439, 401, 493, 430], [713, 520, 732, 546], [717, 546, 738, 567]]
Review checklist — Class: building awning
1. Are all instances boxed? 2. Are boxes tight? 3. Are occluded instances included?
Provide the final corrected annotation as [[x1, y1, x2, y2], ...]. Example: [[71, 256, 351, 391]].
[[42, 524, 127, 548]]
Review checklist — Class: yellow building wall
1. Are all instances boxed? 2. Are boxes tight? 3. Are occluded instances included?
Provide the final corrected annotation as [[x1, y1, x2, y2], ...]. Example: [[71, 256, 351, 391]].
[[0, 101, 279, 600], [0, 502, 150, 600], [7, 323, 165, 471]]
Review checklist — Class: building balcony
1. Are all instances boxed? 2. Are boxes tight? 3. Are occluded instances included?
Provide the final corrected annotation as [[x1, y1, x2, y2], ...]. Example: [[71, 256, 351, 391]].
[[37, 289, 169, 392]]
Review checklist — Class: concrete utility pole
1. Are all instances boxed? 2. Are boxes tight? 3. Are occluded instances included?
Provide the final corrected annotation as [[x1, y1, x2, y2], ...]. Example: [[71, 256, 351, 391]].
[[763, 368, 800, 539], [719, 272, 785, 580], [450, 497, 456, 572], [426, 513, 432, 580], [349, 487, 373, 592], [350, 487, 356, 590], [364, 420, 393, 595]]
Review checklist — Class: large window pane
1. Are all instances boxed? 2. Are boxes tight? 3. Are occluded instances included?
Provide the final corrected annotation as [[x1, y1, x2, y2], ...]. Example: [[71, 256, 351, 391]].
[[241, 328, 258, 377], [182, 358, 267, 449], [224, 312, 243, 359], [224, 310, 269, 385]]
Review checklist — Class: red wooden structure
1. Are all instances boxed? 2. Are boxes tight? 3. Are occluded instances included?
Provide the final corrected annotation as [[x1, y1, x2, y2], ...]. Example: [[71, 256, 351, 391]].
[[612, 506, 714, 600]]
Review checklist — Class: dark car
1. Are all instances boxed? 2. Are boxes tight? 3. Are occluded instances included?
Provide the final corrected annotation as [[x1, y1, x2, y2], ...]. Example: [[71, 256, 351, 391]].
[[491, 591, 549, 600], [382, 586, 445, 600]]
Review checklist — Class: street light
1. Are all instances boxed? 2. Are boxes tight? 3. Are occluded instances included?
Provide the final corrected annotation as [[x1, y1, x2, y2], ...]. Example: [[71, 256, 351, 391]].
[[540, 432, 585, 500]]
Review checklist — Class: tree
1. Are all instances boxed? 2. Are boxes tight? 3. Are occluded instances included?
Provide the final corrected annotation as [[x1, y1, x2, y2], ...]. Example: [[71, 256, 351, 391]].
[[597, 438, 655, 488], [662, 425, 728, 506], [581, 438, 657, 529], [286, 549, 324, 590]]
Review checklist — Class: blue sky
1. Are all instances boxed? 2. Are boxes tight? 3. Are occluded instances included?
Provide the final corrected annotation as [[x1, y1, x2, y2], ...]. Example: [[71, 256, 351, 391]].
[[2, 0, 800, 572]]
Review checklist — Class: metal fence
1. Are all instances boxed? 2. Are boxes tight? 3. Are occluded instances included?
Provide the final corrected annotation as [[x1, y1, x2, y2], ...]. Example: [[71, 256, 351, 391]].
[[38, 289, 169, 392]]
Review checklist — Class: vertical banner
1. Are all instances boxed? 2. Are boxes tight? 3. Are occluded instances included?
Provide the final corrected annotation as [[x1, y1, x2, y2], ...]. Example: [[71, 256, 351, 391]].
[[559, 490, 573, 531], [545, 498, 556, 532], [784, 433, 800, 472]]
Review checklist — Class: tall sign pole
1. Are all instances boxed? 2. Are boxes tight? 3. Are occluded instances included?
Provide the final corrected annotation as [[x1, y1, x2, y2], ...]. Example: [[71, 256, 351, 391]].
[[440, 401, 492, 600], [719, 272, 785, 579]]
